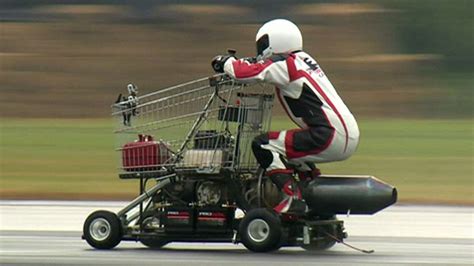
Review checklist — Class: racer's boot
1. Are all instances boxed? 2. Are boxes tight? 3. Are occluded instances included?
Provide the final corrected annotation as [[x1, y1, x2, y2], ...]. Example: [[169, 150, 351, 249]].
[[267, 170, 307, 216]]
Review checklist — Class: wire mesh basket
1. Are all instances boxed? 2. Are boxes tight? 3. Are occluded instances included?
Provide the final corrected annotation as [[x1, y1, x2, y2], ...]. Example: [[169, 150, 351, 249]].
[[112, 75, 274, 179]]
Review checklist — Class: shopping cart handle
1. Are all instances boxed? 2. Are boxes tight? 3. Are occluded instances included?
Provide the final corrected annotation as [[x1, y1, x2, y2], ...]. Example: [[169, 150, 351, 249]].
[[208, 73, 231, 87], [227, 49, 237, 56], [226, 49, 256, 63]]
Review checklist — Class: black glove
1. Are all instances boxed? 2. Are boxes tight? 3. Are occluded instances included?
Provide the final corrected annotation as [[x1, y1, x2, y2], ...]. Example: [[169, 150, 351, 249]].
[[211, 54, 234, 73], [242, 56, 257, 64]]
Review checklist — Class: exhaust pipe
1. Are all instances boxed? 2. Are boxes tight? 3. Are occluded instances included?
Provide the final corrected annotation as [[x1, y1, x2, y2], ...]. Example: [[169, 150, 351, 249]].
[[303, 175, 397, 215]]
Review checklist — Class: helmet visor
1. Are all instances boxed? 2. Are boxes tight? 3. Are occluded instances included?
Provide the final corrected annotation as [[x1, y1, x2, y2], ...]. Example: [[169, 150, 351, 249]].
[[256, 34, 269, 57]]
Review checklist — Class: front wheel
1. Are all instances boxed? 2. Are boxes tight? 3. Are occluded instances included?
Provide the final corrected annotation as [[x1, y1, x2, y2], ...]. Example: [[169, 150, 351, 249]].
[[239, 208, 282, 252], [83, 210, 122, 249]]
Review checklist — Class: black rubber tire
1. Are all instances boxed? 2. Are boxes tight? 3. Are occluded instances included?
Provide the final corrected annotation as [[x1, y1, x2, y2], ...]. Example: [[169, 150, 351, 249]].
[[239, 208, 283, 252], [139, 212, 169, 249], [302, 223, 338, 251], [140, 238, 169, 249], [83, 210, 122, 249], [302, 239, 336, 251]]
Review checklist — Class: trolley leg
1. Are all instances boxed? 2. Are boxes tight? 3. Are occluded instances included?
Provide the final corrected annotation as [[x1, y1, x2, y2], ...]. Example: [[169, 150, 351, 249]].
[[139, 176, 144, 230], [117, 174, 174, 219]]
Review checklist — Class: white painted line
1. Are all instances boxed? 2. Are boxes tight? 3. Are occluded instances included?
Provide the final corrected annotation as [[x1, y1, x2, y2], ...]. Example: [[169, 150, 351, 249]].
[[0, 201, 473, 239]]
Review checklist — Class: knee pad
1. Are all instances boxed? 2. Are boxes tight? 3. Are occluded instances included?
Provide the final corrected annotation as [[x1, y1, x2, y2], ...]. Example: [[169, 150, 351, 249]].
[[251, 133, 269, 149]]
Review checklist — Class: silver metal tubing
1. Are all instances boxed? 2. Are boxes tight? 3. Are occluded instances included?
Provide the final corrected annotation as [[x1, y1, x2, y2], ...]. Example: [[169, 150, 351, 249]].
[[129, 85, 211, 112], [137, 77, 210, 100], [117, 174, 174, 218], [123, 197, 152, 225], [114, 108, 219, 134], [177, 88, 218, 155]]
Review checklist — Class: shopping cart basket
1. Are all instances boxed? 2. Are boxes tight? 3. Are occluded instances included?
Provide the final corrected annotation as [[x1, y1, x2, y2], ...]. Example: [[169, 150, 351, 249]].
[[112, 74, 274, 179]]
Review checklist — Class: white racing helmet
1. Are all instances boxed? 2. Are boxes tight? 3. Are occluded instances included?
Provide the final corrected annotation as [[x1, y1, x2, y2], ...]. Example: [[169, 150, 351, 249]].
[[256, 19, 303, 60]]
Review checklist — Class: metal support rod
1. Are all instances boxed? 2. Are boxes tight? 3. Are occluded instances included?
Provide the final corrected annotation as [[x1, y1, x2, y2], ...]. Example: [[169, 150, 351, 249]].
[[303, 226, 310, 244], [139, 176, 144, 230], [117, 174, 174, 218], [256, 168, 264, 208], [175, 84, 220, 158], [124, 197, 153, 225]]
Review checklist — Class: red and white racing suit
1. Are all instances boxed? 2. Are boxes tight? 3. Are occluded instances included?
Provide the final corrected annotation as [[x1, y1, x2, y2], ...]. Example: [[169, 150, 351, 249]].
[[224, 51, 359, 173]]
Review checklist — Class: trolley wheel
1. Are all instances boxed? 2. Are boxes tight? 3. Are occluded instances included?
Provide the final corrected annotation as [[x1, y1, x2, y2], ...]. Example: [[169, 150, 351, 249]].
[[302, 223, 339, 251], [239, 208, 283, 252], [301, 239, 336, 251], [139, 212, 169, 249], [83, 210, 122, 249], [140, 238, 169, 249]]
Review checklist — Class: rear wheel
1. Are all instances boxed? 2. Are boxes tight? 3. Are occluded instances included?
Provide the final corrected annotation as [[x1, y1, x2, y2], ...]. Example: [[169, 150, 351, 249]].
[[302, 223, 340, 251], [302, 238, 336, 251], [139, 212, 169, 249], [83, 210, 122, 249], [140, 238, 169, 249], [239, 208, 282, 252]]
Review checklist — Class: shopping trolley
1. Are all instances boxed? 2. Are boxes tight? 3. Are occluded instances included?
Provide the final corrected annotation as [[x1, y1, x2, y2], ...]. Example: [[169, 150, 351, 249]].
[[112, 74, 274, 179], [83, 74, 396, 253]]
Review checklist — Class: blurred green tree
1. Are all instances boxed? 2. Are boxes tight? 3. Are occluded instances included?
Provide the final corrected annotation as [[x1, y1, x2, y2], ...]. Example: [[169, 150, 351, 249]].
[[382, 0, 473, 71]]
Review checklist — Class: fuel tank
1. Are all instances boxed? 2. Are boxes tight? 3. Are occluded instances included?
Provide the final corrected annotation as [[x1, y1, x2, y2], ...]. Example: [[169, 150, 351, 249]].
[[303, 175, 397, 215]]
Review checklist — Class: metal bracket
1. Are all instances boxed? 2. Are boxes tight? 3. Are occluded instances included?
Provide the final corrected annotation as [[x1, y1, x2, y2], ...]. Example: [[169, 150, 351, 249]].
[[117, 174, 174, 219], [323, 230, 374, 254], [303, 226, 310, 244]]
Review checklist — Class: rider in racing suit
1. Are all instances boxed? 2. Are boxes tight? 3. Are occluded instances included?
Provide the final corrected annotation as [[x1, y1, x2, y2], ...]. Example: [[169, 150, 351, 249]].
[[212, 19, 360, 215]]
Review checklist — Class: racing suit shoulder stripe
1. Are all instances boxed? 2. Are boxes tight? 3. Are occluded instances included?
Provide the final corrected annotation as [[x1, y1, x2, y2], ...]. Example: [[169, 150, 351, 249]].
[[231, 54, 288, 79], [286, 55, 350, 152], [232, 59, 273, 79]]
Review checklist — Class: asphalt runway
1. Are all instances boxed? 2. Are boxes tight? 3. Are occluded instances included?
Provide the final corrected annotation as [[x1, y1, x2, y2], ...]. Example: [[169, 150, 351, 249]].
[[1, 201, 473, 265]]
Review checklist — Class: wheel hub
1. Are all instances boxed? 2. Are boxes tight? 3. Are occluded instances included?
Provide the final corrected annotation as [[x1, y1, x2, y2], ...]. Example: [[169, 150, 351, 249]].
[[247, 219, 270, 243], [89, 218, 111, 241]]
